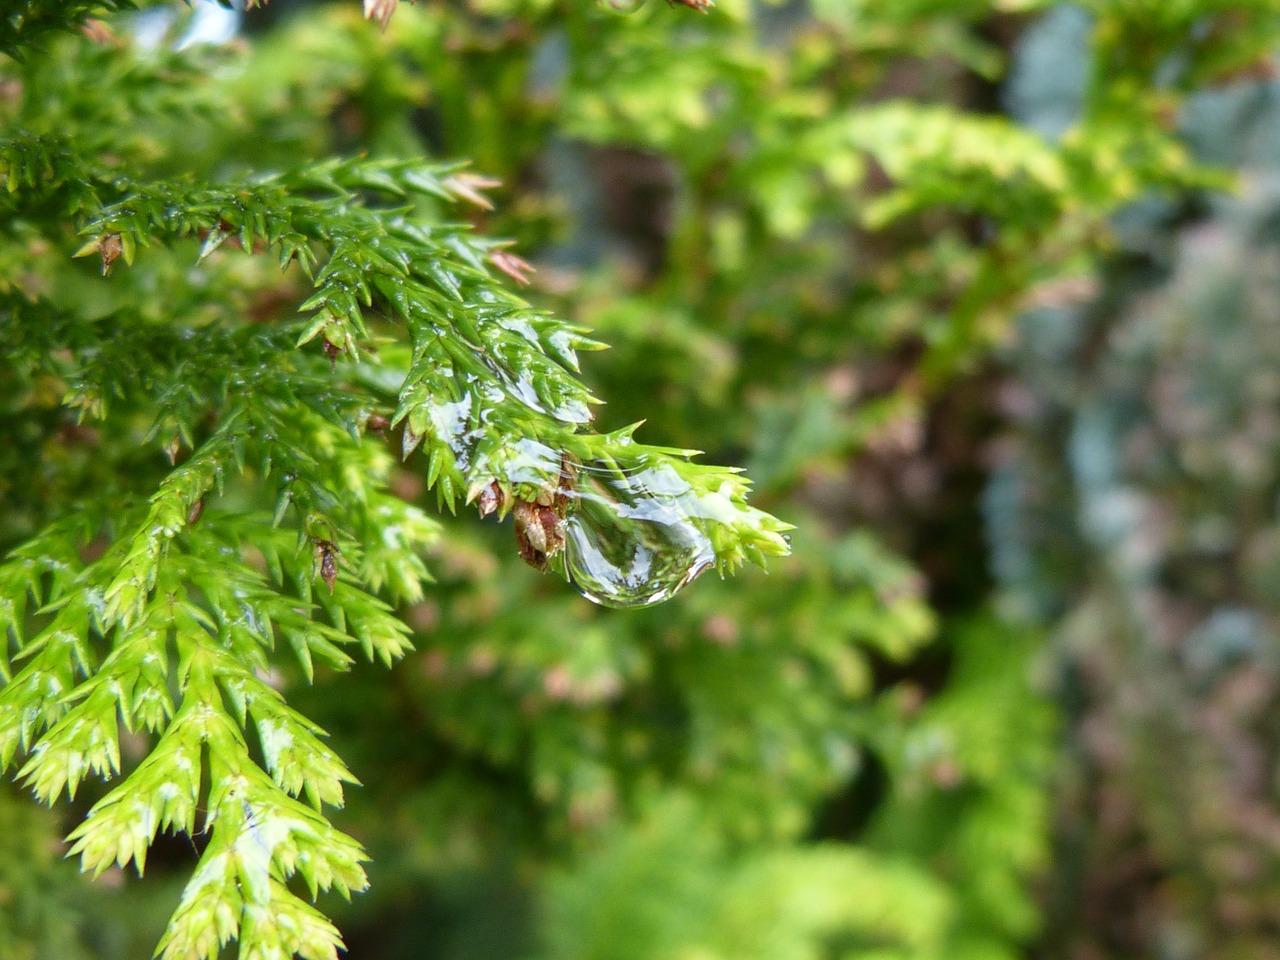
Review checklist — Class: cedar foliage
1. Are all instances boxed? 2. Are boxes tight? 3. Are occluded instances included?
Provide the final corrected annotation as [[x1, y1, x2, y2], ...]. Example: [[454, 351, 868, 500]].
[[1, 1, 1276, 959], [3, 3, 788, 957]]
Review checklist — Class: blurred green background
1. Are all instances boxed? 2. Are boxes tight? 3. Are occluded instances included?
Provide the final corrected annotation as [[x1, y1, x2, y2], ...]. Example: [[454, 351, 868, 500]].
[[7, 1, 1280, 958]]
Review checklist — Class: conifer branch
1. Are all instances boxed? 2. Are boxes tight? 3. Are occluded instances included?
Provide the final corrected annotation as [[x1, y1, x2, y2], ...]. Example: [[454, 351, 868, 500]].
[[0, 6, 791, 958], [75, 156, 792, 569]]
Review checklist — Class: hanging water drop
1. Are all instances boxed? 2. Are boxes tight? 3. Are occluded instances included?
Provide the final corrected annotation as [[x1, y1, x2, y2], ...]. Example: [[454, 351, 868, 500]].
[[554, 459, 716, 608]]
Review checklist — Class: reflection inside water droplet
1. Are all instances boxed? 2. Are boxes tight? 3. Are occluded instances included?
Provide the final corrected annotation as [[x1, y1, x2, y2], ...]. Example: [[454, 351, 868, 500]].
[[553, 459, 716, 608], [599, 0, 648, 11]]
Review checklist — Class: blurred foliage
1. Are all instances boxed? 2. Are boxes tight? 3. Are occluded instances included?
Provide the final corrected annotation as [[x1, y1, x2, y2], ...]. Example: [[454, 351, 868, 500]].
[[2, 0, 1278, 958], [991, 12, 1280, 954]]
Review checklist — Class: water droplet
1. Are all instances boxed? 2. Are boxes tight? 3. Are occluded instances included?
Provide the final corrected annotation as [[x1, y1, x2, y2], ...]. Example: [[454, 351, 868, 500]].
[[599, 0, 647, 12], [554, 459, 716, 608]]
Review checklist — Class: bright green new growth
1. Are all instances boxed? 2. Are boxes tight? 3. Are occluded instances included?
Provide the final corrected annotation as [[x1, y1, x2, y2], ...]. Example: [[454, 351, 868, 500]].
[[0, 3, 788, 959]]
